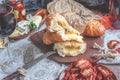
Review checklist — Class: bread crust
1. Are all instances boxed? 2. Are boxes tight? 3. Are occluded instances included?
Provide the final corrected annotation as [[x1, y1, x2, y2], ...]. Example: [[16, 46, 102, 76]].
[[43, 13, 87, 57]]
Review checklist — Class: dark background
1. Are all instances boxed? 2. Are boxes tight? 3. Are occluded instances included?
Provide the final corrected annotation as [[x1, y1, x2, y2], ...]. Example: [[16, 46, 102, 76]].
[[24, 0, 120, 13]]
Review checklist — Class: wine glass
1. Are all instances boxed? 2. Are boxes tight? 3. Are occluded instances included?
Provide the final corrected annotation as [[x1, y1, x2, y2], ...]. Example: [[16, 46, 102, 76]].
[[0, 4, 16, 73]]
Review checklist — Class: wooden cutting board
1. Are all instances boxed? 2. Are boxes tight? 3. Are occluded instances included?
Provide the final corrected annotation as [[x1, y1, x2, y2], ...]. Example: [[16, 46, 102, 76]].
[[30, 31, 103, 63]]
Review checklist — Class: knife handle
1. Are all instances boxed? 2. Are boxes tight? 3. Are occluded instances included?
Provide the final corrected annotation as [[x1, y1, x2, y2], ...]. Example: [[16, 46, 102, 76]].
[[3, 71, 20, 80]]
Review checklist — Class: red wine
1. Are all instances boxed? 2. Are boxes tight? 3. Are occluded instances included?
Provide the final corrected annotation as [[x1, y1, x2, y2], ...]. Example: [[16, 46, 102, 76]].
[[0, 14, 16, 37], [0, 5, 16, 37]]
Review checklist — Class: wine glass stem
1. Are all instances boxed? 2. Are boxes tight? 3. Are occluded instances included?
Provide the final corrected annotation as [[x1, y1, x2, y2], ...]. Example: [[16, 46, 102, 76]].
[[6, 37, 12, 60], [0, 37, 13, 73]]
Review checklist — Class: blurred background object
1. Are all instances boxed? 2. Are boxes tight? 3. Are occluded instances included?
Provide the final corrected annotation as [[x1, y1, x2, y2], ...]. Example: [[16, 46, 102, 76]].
[[7, 0, 26, 21], [23, 0, 110, 13], [23, 0, 52, 11], [75, 0, 109, 13]]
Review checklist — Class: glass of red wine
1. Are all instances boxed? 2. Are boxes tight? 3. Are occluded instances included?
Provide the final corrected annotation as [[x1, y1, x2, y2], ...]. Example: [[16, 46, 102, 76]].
[[0, 4, 17, 73]]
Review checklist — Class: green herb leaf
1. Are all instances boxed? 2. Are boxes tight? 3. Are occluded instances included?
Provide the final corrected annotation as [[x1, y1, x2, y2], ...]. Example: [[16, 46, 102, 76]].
[[29, 22, 37, 30]]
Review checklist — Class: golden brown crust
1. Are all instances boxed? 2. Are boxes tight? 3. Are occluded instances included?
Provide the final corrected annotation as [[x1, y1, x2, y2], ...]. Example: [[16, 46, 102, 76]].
[[61, 11, 87, 34], [47, 0, 101, 34], [43, 13, 87, 57], [43, 31, 63, 45], [43, 13, 82, 45], [84, 20, 106, 37]]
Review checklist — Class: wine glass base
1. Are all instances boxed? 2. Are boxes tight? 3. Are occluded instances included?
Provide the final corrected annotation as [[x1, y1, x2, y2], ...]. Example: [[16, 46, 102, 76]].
[[0, 65, 11, 74], [0, 60, 17, 74]]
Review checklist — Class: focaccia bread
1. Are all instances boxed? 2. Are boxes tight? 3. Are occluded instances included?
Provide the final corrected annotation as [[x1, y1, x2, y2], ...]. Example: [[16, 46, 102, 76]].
[[46, 13, 80, 35], [54, 40, 86, 57], [47, 0, 101, 34], [43, 30, 63, 45], [47, 0, 90, 14], [61, 11, 87, 33], [43, 13, 87, 57], [43, 13, 83, 45]]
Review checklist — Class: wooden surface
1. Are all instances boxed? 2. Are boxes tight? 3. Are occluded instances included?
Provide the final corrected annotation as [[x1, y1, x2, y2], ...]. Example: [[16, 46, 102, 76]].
[[30, 30, 103, 63]]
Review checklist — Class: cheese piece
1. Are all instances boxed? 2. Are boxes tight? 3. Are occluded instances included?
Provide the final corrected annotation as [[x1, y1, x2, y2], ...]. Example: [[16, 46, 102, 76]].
[[17, 20, 30, 34], [0, 38, 5, 48], [9, 20, 30, 37], [9, 15, 42, 38], [9, 29, 25, 37], [28, 15, 42, 28]]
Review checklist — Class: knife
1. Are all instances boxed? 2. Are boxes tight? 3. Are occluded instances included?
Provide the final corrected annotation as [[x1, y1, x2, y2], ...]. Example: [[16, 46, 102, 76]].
[[3, 51, 56, 80]]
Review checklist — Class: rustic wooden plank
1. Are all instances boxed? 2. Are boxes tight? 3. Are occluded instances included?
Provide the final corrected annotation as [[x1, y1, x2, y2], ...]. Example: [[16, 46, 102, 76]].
[[30, 31, 103, 63]]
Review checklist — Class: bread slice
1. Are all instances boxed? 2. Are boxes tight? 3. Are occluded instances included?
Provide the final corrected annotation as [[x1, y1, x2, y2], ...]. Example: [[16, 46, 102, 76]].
[[61, 11, 87, 34], [46, 13, 80, 35], [43, 13, 87, 57], [43, 31, 63, 45], [43, 13, 83, 45], [54, 40, 87, 57]]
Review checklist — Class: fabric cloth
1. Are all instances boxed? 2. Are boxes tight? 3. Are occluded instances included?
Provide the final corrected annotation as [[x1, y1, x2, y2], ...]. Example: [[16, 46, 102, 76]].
[[0, 24, 67, 80], [0, 24, 120, 80], [99, 29, 120, 64]]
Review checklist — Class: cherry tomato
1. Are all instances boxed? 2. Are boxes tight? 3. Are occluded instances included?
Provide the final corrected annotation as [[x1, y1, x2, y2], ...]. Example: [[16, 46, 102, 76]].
[[15, 3, 24, 10]]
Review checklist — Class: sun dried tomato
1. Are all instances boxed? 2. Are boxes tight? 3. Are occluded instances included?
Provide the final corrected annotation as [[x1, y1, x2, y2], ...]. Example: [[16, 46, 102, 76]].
[[61, 58, 115, 80], [89, 75, 96, 80], [97, 65, 112, 78], [116, 48, 120, 53], [107, 40, 119, 49], [80, 67, 94, 78], [75, 58, 92, 70], [96, 71, 103, 80], [70, 68, 79, 73]]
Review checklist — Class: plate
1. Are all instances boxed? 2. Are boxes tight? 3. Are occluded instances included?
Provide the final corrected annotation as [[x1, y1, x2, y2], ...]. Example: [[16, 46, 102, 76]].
[[9, 9, 47, 40], [30, 31, 103, 63], [59, 60, 117, 80]]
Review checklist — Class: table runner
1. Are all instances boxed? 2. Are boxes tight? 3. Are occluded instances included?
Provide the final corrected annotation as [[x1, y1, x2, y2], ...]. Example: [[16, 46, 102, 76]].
[[0, 24, 67, 80], [0, 24, 120, 80], [99, 29, 120, 64]]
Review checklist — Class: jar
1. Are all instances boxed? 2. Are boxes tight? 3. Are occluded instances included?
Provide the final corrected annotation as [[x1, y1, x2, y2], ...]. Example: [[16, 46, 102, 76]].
[[116, 6, 120, 19], [7, 0, 26, 21]]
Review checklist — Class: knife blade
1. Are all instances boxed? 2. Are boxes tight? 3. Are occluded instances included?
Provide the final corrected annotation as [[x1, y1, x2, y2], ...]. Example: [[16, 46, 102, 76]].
[[3, 51, 56, 80]]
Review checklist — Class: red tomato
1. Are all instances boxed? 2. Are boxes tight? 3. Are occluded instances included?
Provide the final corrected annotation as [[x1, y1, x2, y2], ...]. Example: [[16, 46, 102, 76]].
[[107, 40, 119, 49], [15, 3, 24, 9], [116, 48, 120, 53]]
